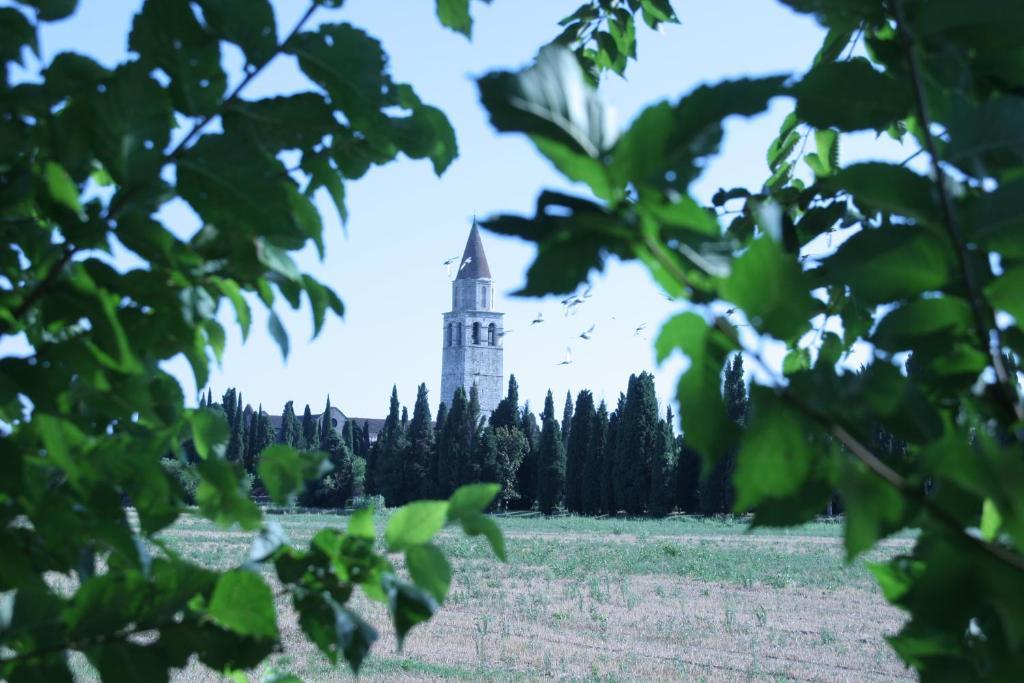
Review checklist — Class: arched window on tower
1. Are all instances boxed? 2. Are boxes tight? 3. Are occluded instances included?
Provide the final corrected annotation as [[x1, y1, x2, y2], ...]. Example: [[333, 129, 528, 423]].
[[472, 322, 481, 345], [488, 323, 496, 346], [456, 323, 463, 346], [445, 323, 452, 347]]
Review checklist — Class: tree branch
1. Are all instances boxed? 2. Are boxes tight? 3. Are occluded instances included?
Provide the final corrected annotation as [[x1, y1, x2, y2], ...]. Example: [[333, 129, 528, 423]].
[[893, 0, 1023, 424]]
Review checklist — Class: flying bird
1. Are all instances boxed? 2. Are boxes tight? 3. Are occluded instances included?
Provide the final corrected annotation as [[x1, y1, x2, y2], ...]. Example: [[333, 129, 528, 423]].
[[556, 347, 573, 366], [498, 329, 514, 337], [634, 323, 647, 336], [458, 256, 473, 272], [582, 284, 593, 299], [579, 324, 595, 340], [442, 256, 459, 266], [531, 313, 544, 325]]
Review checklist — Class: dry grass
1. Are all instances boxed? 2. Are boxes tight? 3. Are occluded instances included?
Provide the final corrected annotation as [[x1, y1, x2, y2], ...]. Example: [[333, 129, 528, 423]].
[[87, 512, 914, 681]]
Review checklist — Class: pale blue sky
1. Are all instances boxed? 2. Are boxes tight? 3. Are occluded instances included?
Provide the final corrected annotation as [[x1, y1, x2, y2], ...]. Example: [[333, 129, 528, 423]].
[[11, 1, 906, 419]]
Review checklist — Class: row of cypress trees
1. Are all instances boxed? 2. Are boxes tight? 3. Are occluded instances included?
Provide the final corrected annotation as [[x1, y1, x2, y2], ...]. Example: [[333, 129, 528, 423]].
[[200, 353, 751, 515], [357, 355, 750, 515]]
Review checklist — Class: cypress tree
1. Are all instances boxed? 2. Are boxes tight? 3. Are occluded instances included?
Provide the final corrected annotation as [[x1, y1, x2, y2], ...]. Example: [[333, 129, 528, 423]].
[[676, 435, 701, 514], [437, 387, 471, 497], [255, 405, 275, 455], [536, 391, 565, 515], [206, 387, 213, 407], [199, 391, 206, 408], [561, 390, 574, 448], [376, 386, 406, 505], [603, 394, 625, 514], [221, 388, 236, 425], [511, 402, 539, 510], [280, 400, 299, 447], [243, 404, 257, 472], [225, 391, 245, 463], [319, 396, 335, 448], [404, 384, 433, 502], [564, 390, 595, 514], [301, 404, 319, 451], [430, 401, 448, 497], [649, 408, 677, 517], [490, 426, 527, 510], [490, 375, 520, 429], [702, 354, 746, 514], [361, 421, 371, 456], [342, 419, 354, 452], [468, 384, 481, 434], [582, 400, 608, 514], [614, 373, 660, 515], [400, 406, 409, 435], [471, 423, 497, 487]]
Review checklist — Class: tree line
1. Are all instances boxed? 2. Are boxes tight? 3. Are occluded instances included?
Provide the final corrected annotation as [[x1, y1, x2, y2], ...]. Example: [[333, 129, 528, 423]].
[[182, 353, 910, 517]]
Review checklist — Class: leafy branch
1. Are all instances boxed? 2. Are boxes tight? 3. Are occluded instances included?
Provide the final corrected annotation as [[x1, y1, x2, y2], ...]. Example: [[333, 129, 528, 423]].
[[893, 0, 1022, 423]]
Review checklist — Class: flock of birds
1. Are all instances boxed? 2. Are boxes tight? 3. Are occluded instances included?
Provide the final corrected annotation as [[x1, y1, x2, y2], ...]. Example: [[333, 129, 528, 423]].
[[443, 255, 651, 368]]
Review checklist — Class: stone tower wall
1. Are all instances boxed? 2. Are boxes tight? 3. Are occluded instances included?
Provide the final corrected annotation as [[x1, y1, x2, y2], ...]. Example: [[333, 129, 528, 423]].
[[441, 276, 504, 416]]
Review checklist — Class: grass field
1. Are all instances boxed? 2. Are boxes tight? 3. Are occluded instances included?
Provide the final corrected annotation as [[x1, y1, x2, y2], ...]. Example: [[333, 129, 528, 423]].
[[152, 512, 913, 682]]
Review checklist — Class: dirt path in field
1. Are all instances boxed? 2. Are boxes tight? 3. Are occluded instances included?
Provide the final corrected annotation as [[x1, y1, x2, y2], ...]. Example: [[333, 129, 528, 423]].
[[493, 529, 915, 551]]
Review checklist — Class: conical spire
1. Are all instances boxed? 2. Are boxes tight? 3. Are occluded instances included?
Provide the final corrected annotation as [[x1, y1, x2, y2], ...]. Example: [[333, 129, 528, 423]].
[[456, 219, 492, 280]]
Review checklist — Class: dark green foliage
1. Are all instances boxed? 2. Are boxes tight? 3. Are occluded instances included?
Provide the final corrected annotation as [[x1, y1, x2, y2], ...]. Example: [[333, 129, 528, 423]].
[[301, 404, 318, 451], [535, 391, 566, 515], [319, 396, 335, 449], [649, 408, 677, 517], [489, 426, 528, 509], [431, 401, 449, 498], [581, 400, 608, 514], [561, 389, 574, 449], [374, 386, 407, 506], [676, 436, 701, 514], [602, 396, 623, 514], [437, 388, 471, 497], [490, 374, 519, 429], [702, 355, 746, 514], [613, 373, 660, 515], [509, 402, 540, 511], [404, 384, 433, 502], [279, 400, 300, 448], [564, 389, 595, 513]]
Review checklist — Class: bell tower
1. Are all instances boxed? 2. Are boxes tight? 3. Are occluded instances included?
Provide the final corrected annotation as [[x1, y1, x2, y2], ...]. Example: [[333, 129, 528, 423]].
[[441, 220, 504, 416]]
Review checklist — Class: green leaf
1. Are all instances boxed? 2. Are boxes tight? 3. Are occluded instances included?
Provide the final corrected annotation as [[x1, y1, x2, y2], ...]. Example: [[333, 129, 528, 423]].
[[187, 408, 229, 459], [13, 0, 77, 21], [962, 180, 1024, 258], [447, 483, 500, 521], [405, 543, 452, 603], [777, 0, 885, 25], [532, 136, 614, 200], [224, 94, 337, 153], [130, 0, 226, 116], [611, 77, 786, 192], [258, 445, 330, 505], [947, 95, 1024, 179], [478, 45, 614, 159], [655, 313, 736, 462], [267, 310, 289, 360], [289, 23, 388, 124], [0, 8, 37, 65], [435, 0, 472, 37], [985, 266, 1024, 321], [733, 388, 818, 511], [88, 641, 167, 683], [792, 59, 912, 131], [980, 498, 1003, 542], [385, 501, 449, 551], [195, 0, 277, 66], [458, 513, 506, 561], [822, 227, 950, 304], [302, 153, 347, 227], [213, 278, 251, 341], [294, 593, 377, 673], [207, 569, 278, 639], [385, 579, 437, 648], [821, 163, 940, 229], [719, 236, 818, 340], [386, 104, 458, 175], [195, 457, 261, 530], [89, 63, 173, 187], [767, 128, 800, 171], [840, 461, 908, 559], [347, 506, 375, 539], [871, 297, 973, 351]]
